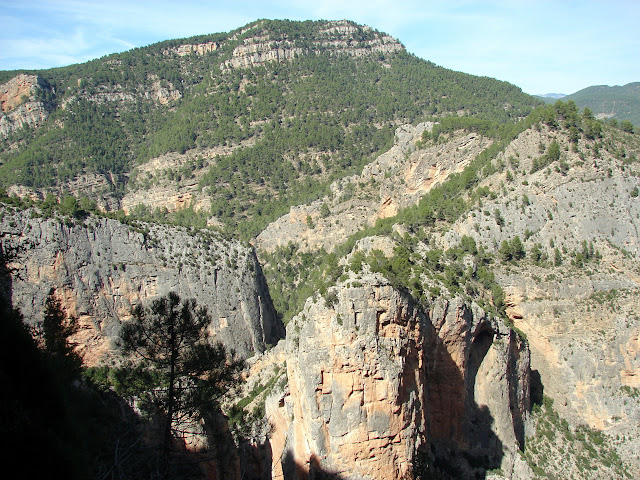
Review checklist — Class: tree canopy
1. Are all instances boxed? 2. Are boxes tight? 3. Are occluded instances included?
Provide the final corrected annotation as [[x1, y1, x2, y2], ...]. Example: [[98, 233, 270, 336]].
[[120, 292, 245, 476]]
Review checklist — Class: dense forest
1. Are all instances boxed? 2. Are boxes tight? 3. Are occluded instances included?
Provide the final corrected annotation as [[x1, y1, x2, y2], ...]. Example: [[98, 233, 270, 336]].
[[539, 82, 640, 126]]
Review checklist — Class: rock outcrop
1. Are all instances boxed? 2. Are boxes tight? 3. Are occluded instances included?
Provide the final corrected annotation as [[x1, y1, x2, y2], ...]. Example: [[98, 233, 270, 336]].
[[221, 20, 404, 71], [0, 74, 52, 136], [0, 205, 284, 363], [437, 123, 640, 475], [266, 274, 531, 479], [256, 123, 492, 253], [166, 41, 219, 57], [5, 172, 126, 213], [426, 296, 531, 478], [252, 115, 640, 477]]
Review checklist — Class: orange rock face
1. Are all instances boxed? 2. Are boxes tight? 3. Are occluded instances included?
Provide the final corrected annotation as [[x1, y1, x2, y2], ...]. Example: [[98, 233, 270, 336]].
[[269, 279, 427, 479], [267, 276, 530, 479], [1, 74, 52, 136], [0, 74, 39, 112]]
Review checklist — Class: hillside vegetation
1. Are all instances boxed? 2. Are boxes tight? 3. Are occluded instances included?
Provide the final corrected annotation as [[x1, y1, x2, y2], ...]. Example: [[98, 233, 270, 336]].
[[0, 19, 540, 237], [552, 82, 640, 126], [258, 98, 640, 478]]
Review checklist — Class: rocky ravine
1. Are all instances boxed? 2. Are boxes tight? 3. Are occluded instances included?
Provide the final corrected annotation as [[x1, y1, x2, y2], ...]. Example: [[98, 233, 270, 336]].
[[261, 273, 531, 479], [256, 123, 493, 253], [0, 205, 284, 362], [253, 116, 640, 476]]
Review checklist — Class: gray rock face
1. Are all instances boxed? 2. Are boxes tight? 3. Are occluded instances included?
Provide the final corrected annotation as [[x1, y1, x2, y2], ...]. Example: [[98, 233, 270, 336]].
[[256, 123, 491, 254], [426, 296, 531, 478], [220, 20, 404, 71], [266, 273, 530, 479], [252, 117, 640, 476], [0, 205, 283, 362], [437, 123, 640, 474]]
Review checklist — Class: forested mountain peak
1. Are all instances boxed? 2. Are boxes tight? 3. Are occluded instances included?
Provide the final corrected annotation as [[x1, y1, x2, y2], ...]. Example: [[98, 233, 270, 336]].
[[2, 18, 640, 480], [0, 19, 540, 238], [163, 19, 405, 71]]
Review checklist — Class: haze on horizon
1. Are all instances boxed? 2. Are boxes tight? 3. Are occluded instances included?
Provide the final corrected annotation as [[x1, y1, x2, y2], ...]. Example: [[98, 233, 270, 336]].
[[0, 0, 638, 96]]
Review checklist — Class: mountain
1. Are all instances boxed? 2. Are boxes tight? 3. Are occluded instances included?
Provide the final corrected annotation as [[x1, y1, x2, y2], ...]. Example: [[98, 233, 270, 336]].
[[1, 19, 639, 480], [0, 204, 283, 360], [562, 82, 640, 125], [0, 19, 540, 238], [254, 101, 640, 479], [535, 93, 567, 102]]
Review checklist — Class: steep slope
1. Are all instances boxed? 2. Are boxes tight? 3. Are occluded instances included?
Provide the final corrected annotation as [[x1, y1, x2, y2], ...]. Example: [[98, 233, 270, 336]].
[[255, 123, 493, 254], [1, 18, 638, 480], [0, 73, 54, 136], [253, 101, 640, 478], [264, 274, 530, 479], [444, 121, 640, 476], [0, 19, 540, 237], [0, 203, 283, 361]]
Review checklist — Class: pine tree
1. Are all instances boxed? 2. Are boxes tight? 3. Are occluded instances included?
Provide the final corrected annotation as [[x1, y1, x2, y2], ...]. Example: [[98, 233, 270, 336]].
[[511, 236, 526, 261], [42, 288, 81, 381], [120, 292, 245, 474]]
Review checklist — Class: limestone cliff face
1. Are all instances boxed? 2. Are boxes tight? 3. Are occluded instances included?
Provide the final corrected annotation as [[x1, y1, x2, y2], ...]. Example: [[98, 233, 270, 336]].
[[437, 123, 640, 473], [0, 74, 53, 136], [120, 142, 255, 216], [266, 274, 530, 479], [7, 172, 127, 213], [275, 277, 428, 479], [59, 79, 182, 110], [426, 297, 531, 478], [165, 41, 219, 57], [0, 205, 284, 363], [221, 20, 403, 71]]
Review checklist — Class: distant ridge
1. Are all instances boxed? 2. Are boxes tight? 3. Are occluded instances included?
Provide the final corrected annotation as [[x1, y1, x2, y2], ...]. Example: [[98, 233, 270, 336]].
[[537, 93, 567, 99], [562, 82, 640, 125]]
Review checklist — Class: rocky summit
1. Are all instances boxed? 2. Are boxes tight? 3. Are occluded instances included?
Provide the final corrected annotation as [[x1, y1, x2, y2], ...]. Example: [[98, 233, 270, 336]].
[[0, 18, 638, 480]]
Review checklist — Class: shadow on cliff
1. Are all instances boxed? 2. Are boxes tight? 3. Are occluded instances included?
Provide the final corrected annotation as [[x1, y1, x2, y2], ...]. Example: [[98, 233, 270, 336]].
[[423, 317, 510, 479], [0, 236, 88, 478], [281, 451, 346, 480], [530, 369, 544, 408], [0, 238, 15, 308], [237, 443, 347, 480]]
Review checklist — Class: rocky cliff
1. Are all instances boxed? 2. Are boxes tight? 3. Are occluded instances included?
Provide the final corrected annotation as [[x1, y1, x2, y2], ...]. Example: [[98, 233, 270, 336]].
[[1, 18, 638, 479], [253, 111, 640, 477], [220, 20, 403, 71], [0, 74, 53, 136], [263, 273, 530, 479], [435, 122, 640, 475], [0, 205, 284, 362]]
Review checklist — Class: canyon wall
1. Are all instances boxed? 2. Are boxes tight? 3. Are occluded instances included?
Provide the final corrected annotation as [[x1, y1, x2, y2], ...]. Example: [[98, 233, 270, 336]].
[[0, 205, 284, 363], [265, 274, 531, 479]]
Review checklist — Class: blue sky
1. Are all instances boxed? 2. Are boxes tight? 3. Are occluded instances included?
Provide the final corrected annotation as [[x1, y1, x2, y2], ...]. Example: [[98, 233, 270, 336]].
[[1, 0, 638, 95]]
